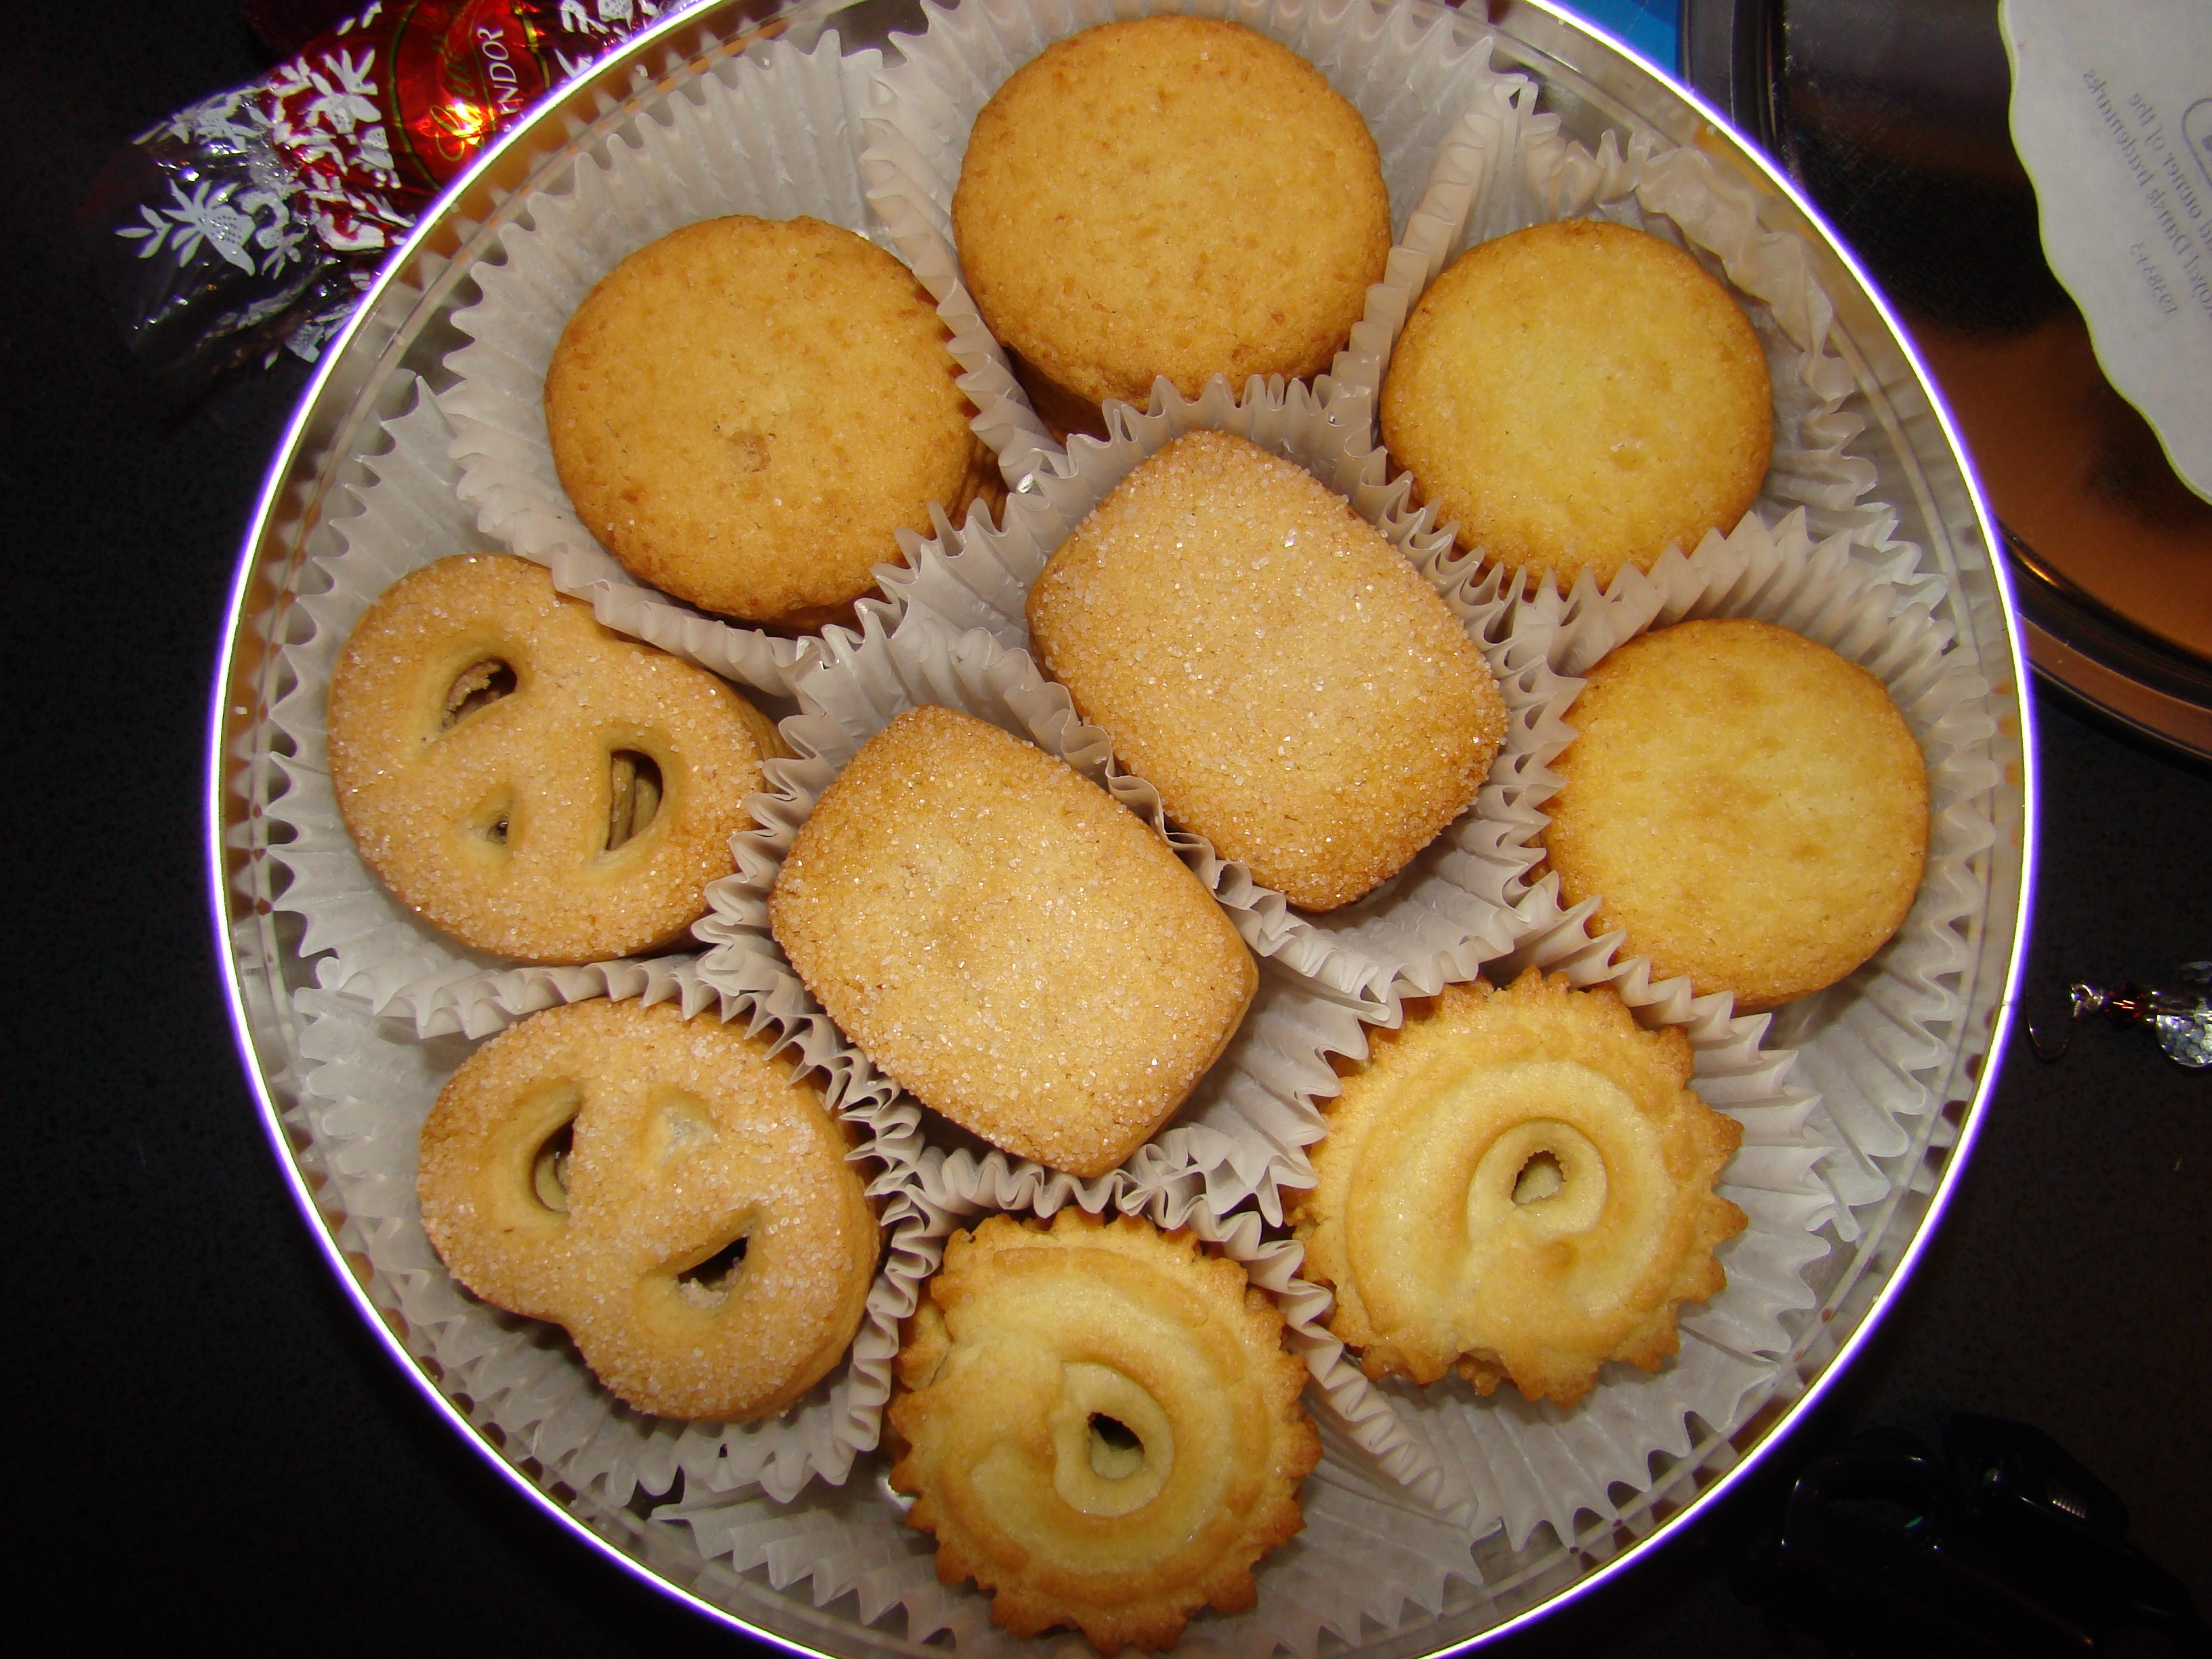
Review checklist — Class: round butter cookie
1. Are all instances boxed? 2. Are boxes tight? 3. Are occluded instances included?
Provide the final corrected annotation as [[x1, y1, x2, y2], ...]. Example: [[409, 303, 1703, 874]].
[[1291, 970, 1745, 1408], [1027, 429, 1507, 911], [417, 998, 880, 1421], [1543, 618, 1929, 1011], [546, 215, 989, 627], [890, 1210, 1319, 1654], [1381, 219, 1772, 586], [327, 552, 781, 964], [952, 15, 1390, 433]]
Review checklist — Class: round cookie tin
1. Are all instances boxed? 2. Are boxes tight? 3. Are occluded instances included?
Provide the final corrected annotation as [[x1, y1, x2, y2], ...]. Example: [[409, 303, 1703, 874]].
[[208, 0, 2037, 1652]]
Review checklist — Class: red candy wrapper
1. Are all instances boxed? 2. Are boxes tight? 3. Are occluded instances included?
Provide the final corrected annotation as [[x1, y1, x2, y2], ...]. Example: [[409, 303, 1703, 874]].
[[85, 1, 739, 388]]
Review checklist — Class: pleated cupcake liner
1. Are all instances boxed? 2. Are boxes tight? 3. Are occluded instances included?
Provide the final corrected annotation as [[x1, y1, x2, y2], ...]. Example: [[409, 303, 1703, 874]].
[[435, 28, 1023, 695], [1334, 874, 1837, 1552], [859, 0, 1532, 484], [260, 384, 787, 1040], [1521, 504, 2003, 1235], [1328, 70, 1908, 579], [882, 373, 1577, 1012], [1313, 501, 1999, 1553], [658, 1139, 1500, 1659], [259, 372, 939, 1500], [289, 954, 939, 1507]]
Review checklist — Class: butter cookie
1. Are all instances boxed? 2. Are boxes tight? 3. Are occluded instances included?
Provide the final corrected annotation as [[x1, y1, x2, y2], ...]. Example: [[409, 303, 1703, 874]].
[[1027, 430, 1505, 911], [1382, 219, 1771, 586], [327, 553, 780, 963], [890, 1210, 1317, 1653], [417, 998, 879, 1421], [1542, 617, 1928, 1010], [954, 16, 1390, 433], [546, 215, 989, 626], [1292, 970, 1744, 1408], [769, 705, 1255, 1177]]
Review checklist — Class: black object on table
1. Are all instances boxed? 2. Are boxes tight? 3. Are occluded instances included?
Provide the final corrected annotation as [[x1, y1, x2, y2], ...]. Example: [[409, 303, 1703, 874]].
[[5, 3, 2205, 1653], [1737, 1414, 2212, 1656]]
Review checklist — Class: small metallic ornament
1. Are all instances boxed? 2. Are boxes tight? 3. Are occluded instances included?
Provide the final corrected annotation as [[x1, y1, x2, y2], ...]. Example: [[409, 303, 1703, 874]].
[[2027, 962, 2211, 1069]]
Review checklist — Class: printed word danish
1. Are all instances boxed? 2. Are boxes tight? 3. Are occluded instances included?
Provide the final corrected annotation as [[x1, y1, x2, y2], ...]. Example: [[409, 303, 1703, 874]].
[[327, 553, 781, 962]]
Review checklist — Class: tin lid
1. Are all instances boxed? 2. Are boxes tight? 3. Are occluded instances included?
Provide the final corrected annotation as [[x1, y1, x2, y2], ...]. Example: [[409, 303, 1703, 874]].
[[1681, 0, 2212, 759]]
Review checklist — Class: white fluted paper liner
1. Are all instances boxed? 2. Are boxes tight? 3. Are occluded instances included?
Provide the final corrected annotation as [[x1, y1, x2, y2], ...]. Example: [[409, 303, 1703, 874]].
[[1333, 874, 1834, 1552], [659, 1147, 1509, 1658], [256, 384, 790, 1040], [859, 0, 1532, 483], [1330, 504, 2001, 1553], [1328, 70, 1908, 575], [291, 947, 939, 1506], [437, 30, 1006, 695], [880, 374, 1578, 1010], [1526, 504, 2001, 1233]]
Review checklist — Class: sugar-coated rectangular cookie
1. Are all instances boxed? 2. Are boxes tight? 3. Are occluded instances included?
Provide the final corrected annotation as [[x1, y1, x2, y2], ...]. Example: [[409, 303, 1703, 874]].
[[1027, 430, 1507, 911], [769, 705, 1256, 1177]]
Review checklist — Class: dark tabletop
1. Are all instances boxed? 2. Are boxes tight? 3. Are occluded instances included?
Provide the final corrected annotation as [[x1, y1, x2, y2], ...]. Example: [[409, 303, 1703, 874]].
[[7, 1, 2205, 1650]]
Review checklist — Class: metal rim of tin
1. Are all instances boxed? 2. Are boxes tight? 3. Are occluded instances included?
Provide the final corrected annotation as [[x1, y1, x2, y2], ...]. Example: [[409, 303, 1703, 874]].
[[206, 0, 2039, 1650], [1677, 0, 2212, 762]]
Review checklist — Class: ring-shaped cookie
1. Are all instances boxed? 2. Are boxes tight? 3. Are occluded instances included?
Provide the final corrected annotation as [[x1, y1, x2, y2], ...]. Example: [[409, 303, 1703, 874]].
[[417, 998, 880, 1421], [327, 554, 781, 963], [889, 1211, 1318, 1654], [1292, 970, 1745, 1408]]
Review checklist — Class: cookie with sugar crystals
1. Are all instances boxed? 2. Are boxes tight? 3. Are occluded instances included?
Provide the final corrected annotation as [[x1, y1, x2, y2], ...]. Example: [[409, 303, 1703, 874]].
[[546, 214, 991, 628], [1382, 218, 1772, 586], [953, 15, 1390, 435], [1542, 617, 1928, 1010], [1027, 429, 1506, 912], [326, 552, 781, 964], [769, 705, 1256, 1178], [417, 997, 879, 1421]]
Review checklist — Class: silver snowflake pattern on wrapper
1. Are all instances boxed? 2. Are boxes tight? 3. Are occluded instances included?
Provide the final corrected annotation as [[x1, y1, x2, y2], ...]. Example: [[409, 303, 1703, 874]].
[[84, 0, 697, 390]]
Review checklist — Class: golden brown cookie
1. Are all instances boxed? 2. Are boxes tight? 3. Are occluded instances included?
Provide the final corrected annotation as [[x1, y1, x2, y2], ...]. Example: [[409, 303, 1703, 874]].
[[1381, 219, 1772, 586], [546, 215, 990, 627], [769, 705, 1255, 1177], [1543, 618, 1929, 1011], [1027, 430, 1507, 911], [1292, 970, 1745, 1408], [953, 16, 1391, 431], [890, 1210, 1318, 1654], [417, 998, 879, 1421], [327, 553, 781, 964]]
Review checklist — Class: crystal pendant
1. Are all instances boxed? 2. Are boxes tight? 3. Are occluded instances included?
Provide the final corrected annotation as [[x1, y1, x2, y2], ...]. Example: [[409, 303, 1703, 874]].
[[2029, 962, 2212, 1069], [2152, 1010, 2211, 1068], [2152, 962, 2211, 1069]]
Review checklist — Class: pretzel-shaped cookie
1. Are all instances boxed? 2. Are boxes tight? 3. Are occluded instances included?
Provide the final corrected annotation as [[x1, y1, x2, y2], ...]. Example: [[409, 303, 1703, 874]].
[[417, 998, 880, 1422], [327, 554, 781, 963], [889, 1211, 1318, 1653]]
